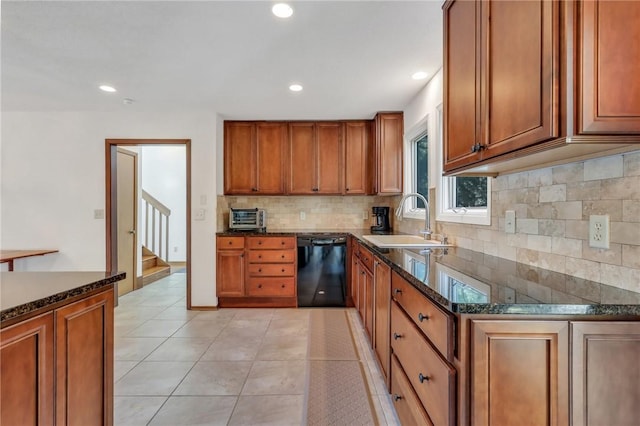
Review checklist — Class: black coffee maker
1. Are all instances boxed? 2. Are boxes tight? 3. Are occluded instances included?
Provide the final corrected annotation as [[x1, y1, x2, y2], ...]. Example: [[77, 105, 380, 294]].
[[370, 206, 391, 233]]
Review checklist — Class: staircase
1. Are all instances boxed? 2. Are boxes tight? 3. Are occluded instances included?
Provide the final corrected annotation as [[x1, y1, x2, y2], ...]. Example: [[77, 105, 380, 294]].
[[142, 246, 171, 285]]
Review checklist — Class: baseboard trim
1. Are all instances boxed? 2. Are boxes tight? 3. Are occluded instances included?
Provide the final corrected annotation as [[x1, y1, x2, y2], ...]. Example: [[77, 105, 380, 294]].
[[189, 305, 219, 311]]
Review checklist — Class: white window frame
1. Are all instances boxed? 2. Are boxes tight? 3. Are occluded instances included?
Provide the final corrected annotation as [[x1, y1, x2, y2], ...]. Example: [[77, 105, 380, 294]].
[[402, 116, 429, 220], [435, 104, 492, 225]]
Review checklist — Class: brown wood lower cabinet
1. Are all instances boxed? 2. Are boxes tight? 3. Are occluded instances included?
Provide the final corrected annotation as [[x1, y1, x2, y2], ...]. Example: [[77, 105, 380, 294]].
[[1, 312, 54, 426], [0, 288, 114, 426], [470, 319, 569, 426], [571, 321, 640, 425], [216, 235, 297, 307]]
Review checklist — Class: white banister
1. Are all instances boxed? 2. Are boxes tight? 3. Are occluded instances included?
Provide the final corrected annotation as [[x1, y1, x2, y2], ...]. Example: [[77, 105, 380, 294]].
[[142, 190, 171, 262]]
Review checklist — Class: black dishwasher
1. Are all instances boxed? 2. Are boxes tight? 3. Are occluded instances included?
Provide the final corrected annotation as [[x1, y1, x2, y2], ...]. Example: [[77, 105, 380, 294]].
[[297, 234, 347, 307]]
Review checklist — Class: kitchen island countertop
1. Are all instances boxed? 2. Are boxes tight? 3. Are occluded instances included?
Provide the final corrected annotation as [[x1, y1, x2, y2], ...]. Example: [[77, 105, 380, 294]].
[[1, 271, 125, 326]]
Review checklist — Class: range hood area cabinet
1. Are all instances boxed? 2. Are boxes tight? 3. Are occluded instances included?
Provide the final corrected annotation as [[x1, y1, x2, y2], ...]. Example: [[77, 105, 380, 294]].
[[443, 0, 640, 176], [223, 114, 402, 196], [224, 121, 287, 195]]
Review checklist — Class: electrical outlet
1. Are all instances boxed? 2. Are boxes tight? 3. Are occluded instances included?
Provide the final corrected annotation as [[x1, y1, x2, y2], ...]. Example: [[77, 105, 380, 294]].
[[300, 211, 306, 221], [589, 214, 610, 249], [362, 210, 368, 220], [505, 210, 516, 234], [93, 209, 104, 219], [194, 208, 206, 221]]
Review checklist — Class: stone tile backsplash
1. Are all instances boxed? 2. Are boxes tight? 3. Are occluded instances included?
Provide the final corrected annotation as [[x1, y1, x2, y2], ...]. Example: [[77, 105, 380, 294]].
[[415, 150, 640, 293], [217, 195, 399, 232]]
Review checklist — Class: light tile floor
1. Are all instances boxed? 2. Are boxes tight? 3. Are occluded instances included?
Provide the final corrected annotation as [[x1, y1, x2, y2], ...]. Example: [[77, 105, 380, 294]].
[[114, 273, 399, 425]]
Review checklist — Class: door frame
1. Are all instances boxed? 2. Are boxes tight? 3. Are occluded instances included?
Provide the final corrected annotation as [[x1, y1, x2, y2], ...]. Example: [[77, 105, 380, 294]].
[[105, 139, 192, 309]]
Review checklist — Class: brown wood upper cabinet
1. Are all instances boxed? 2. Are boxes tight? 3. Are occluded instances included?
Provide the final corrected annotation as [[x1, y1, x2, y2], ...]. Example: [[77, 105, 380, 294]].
[[289, 122, 343, 194], [375, 112, 403, 194], [224, 121, 287, 195], [443, 0, 640, 175], [344, 121, 373, 194], [578, 1, 640, 134], [444, 0, 559, 172]]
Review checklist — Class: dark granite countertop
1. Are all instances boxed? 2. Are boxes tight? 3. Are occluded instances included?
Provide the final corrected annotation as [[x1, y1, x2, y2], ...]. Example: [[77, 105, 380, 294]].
[[1, 271, 126, 325], [352, 235, 640, 317], [218, 228, 640, 316]]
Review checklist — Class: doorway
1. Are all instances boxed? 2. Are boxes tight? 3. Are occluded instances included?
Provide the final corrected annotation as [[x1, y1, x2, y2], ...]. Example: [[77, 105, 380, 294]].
[[106, 139, 192, 309]]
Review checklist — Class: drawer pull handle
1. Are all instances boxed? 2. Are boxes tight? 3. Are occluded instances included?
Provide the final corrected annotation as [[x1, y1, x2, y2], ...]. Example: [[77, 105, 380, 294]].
[[228, 241, 232, 245], [281, 268, 285, 272], [393, 288, 402, 295], [418, 313, 429, 322], [258, 284, 263, 289], [281, 255, 285, 259], [281, 241, 285, 245], [392, 394, 402, 402], [393, 333, 402, 340], [281, 284, 285, 288], [258, 268, 262, 272], [258, 255, 262, 259], [418, 373, 430, 383], [258, 241, 262, 245]]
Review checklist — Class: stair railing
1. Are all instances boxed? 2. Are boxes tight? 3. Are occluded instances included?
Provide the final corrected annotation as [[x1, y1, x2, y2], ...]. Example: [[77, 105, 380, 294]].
[[142, 190, 171, 262]]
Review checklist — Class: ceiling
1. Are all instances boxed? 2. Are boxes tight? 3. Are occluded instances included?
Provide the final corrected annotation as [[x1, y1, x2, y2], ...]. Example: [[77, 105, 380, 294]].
[[2, 1, 444, 120]]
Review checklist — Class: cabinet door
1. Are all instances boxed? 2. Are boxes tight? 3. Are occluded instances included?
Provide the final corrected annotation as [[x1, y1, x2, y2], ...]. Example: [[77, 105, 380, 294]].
[[443, 0, 482, 172], [471, 320, 569, 426], [374, 259, 391, 385], [572, 321, 640, 425], [350, 254, 360, 308], [578, 1, 640, 133], [216, 250, 245, 296], [1, 312, 54, 426], [344, 121, 372, 194], [375, 113, 403, 194], [316, 122, 343, 194], [224, 122, 256, 194], [481, 0, 559, 158], [55, 290, 114, 426], [255, 122, 287, 194], [288, 123, 316, 194]]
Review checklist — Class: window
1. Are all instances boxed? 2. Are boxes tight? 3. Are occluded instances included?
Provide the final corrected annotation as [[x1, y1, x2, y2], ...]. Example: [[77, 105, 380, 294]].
[[435, 105, 492, 225], [402, 117, 429, 217]]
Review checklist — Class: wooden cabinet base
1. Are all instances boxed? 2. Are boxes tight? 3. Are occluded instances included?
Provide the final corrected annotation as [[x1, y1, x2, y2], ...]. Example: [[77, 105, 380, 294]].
[[217, 296, 297, 308]]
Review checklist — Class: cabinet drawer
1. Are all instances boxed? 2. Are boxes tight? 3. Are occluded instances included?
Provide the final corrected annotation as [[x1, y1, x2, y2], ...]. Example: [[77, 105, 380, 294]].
[[217, 236, 245, 249], [391, 302, 456, 426], [248, 250, 295, 263], [248, 263, 295, 277], [391, 354, 434, 426], [247, 237, 295, 250], [358, 245, 375, 272], [392, 275, 453, 359], [246, 278, 296, 297]]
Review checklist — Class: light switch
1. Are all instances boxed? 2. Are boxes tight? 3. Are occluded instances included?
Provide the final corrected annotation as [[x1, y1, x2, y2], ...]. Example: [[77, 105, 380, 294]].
[[200, 195, 207, 206], [505, 210, 516, 234], [94, 209, 104, 219]]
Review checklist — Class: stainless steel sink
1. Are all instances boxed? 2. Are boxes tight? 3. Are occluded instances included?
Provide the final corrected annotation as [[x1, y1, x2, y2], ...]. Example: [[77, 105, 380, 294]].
[[361, 234, 453, 249]]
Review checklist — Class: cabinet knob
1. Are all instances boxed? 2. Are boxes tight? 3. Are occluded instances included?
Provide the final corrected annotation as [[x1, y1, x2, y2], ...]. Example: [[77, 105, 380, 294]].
[[281, 284, 285, 288], [281, 255, 285, 259], [312, 188, 319, 192], [281, 268, 285, 272], [418, 373, 430, 383], [393, 333, 403, 340], [281, 241, 285, 245], [392, 394, 402, 402], [258, 241, 262, 245], [393, 288, 402, 295], [258, 268, 262, 272], [418, 313, 429, 322], [251, 187, 258, 192], [258, 284, 262, 288], [470, 142, 486, 153], [258, 255, 262, 259], [228, 241, 232, 245]]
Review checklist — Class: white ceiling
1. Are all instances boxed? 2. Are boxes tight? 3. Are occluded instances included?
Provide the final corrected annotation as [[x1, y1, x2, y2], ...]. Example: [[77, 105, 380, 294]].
[[2, 1, 444, 120]]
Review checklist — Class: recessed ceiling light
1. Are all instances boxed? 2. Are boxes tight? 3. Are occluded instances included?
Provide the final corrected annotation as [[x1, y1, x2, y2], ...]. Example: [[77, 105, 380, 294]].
[[272, 3, 293, 18], [289, 84, 303, 92], [123, 98, 135, 105], [412, 71, 428, 80], [99, 85, 117, 92]]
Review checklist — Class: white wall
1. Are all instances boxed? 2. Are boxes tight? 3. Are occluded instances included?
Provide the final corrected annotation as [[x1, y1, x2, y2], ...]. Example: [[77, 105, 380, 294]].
[[403, 68, 443, 190], [1, 111, 218, 307], [141, 145, 187, 262]]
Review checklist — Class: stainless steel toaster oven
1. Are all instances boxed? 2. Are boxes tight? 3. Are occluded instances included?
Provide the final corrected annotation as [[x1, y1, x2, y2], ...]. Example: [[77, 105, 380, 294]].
[[229, 208, 266, 231]]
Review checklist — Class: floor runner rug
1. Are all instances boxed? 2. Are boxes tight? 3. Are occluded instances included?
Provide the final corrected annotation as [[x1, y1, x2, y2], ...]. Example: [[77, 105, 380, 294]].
[[305, 309, 378, 425]]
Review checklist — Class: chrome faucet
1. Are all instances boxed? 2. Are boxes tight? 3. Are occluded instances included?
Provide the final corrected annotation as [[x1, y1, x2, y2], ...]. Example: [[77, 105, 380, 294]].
[[395, 192, 432, 239]]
